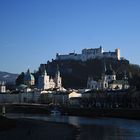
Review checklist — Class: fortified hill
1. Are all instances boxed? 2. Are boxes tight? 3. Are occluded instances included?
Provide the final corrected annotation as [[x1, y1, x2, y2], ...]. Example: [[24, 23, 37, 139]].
[[39, 47, 135, 88], [56, 46, 121, 61], [16, 47, 140, 89]]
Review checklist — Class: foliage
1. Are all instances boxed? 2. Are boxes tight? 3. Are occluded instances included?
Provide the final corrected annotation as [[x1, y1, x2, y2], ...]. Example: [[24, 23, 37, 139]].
[[15, 72, 24, 86], [16, 58, 140, 90]]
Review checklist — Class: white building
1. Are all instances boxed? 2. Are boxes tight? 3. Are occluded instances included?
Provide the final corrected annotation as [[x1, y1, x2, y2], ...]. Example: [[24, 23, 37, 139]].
[[69, 91, 82, 99], [38, 67, 62, 91], [87, 65, 129, 91], [0, 81, 6, 93], [56, 46, 121, 61]]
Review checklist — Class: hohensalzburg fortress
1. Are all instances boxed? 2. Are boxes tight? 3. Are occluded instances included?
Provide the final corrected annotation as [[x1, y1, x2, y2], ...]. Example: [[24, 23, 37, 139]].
[[56, 46, 121, 61]]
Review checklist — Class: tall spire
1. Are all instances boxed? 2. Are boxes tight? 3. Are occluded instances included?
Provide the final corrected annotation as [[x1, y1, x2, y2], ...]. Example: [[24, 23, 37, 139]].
[[57, 64, 59, 71], [56, 64, 60, 76], [27, 68, 30, 74], [104, 62, 107, 72], [123, 71, 128, 80], [44, 69, 47, 76], [103, 59, 107, 73], [42, 65, 47, 76]]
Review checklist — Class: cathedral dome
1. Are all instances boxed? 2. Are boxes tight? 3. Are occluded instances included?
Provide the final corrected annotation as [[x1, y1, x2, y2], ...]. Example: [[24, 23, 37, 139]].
[[24, 69, 35, 81]]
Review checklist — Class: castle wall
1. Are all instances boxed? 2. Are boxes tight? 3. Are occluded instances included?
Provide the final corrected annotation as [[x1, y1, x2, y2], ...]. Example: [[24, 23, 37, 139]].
[[56, 54, 82, 61], [56, 47, 121, 61]]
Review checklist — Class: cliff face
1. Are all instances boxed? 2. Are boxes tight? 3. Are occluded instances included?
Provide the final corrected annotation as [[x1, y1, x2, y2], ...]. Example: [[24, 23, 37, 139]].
[[39, 58, 140, 89]]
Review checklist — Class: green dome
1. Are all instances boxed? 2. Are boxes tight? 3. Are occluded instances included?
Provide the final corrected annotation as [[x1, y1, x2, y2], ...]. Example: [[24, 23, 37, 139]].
[[24, 69, 35, 81]]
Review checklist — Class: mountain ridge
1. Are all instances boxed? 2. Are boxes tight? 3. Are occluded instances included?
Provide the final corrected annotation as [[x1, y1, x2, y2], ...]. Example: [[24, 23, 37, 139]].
[[0, 71, 18, 84]]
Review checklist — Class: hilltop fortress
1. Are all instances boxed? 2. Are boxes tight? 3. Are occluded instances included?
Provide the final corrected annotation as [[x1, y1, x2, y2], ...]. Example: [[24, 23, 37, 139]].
[[56, 46, 121, 61]]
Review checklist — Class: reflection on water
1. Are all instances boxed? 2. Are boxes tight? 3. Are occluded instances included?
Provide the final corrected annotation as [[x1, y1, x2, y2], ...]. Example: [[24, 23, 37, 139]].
[[7, 113, 140, 140]]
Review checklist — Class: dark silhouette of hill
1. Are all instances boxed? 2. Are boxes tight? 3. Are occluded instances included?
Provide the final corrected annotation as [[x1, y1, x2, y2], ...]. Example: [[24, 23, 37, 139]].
[[16, 58, 140, 90], [38, 58, 140, 89]]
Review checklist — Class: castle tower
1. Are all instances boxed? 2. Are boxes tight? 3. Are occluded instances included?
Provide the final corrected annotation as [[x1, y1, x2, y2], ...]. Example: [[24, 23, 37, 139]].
[[115, 48, 121, 60]]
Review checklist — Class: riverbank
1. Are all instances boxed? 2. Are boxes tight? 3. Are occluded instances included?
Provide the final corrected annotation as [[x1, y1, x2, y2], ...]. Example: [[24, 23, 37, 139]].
[[64, 108, 140, 120], [0, 104, 50, 114], [0, 117, 77, 140], [1, 104, 140, 120]]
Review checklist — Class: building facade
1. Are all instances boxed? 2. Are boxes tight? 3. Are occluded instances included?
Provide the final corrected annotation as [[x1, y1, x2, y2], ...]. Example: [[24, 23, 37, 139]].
[[24, 69, 35, 86], [56, 46, 121, 61], [38, 67, 62, 90], [87, 65, 129, 91], [0, 81, 6, 93]]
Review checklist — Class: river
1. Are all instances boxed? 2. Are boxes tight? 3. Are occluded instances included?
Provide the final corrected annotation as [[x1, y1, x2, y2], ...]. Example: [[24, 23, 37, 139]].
[[6, 113, 140, 140]]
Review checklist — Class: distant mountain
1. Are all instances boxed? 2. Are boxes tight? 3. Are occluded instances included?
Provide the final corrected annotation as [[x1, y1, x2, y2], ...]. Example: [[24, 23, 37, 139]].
[[0, 71, 19, 84]]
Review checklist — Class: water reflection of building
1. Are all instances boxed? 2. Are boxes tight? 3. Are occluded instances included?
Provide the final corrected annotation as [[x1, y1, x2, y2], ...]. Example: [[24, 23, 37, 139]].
[[68, 116, 80, 126]]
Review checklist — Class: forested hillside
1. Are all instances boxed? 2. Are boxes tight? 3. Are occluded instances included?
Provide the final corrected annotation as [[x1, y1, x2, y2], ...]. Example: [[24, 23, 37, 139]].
[[17, 58, 140, 90]]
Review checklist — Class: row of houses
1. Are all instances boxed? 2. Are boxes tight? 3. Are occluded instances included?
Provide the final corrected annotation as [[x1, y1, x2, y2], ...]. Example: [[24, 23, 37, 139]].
[[0, 88, 140, 109], [0, 90, 82, 105]]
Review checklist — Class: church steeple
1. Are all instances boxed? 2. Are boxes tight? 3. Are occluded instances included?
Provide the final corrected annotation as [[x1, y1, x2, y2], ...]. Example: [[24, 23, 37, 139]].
[[43, 69, 47, 76], [55, 64, 62, 88], [123, 71, 128, 80], [102, 59, 107, 74], [41, 64, 48, 76], [104, 61, 107, 73], [102, 59, 106, 80], [27, 68, 30, 74], [56, 64, 60, 77]]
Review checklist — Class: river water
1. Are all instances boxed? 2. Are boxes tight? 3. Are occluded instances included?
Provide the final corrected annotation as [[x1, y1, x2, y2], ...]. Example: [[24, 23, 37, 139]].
[[6, 113, 140, 140]]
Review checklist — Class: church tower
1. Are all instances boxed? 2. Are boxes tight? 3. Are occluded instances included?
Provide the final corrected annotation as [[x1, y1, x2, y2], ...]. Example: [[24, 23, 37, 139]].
[[104, 65, 116, 83], [101, 63, 116, 89], [55, 65, 62, 88], [38, 69, 50, 90], [101, 63, 108, 89]]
